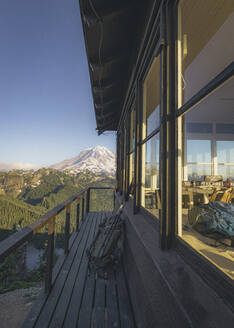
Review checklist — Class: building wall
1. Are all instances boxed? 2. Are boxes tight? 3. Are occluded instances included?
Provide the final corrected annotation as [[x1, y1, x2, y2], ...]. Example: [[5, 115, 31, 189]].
[[116, 0, 234, 326], [116, 194, 234, 327]]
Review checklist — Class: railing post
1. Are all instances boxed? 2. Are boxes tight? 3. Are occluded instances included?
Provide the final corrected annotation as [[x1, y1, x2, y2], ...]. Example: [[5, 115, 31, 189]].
[[64, 204, 70, 255], [82, 196, 85, 220], [76, 198, 80, 232], [45, 216, 55, 293], [86, 188, 90, 213]]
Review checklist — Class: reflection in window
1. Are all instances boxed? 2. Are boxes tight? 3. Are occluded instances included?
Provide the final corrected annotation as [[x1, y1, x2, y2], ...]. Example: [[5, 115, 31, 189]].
[[130, 108, 135, 152], [186, 123, 212, 134], [120, 129, 126, 192], [187, 164, 211, 182], [142, 133, 160, 217], [143, 56, 160, 137], [178, 0, 234, 106], [217, 124, 234, 134], [129, 152, 135, 187], [187, 140, 211, 163], [185, 140, 212, 181], [180, 77, 234, 279], [217, 141, 234, 164], [217, 141, 234, 181]]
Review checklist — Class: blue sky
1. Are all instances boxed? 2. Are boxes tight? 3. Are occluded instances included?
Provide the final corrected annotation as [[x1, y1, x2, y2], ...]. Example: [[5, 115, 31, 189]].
[[0, 0, 115, 166]]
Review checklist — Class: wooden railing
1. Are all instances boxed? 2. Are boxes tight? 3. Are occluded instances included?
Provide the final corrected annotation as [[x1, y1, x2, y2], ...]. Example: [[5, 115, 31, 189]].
[[0, 186, 114, 292]]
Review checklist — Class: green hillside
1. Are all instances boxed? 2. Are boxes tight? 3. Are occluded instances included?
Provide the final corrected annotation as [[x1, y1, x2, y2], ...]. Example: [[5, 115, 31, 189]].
[[0, 169, 115, 239], [0, 169, 115, 293], [0, 195, 46, 241]]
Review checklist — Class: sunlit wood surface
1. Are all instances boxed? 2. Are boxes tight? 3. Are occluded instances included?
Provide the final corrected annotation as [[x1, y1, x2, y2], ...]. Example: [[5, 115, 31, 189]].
[[23, 212, 135, 328]]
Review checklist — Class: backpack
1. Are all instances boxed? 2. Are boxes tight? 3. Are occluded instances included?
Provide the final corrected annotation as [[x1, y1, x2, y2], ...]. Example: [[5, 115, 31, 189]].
[[86, 204, 125, 278]]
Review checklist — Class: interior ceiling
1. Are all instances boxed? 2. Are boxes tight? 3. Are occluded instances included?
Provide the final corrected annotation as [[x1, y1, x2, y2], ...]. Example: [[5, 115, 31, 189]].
[[79, 0, 152, 134]]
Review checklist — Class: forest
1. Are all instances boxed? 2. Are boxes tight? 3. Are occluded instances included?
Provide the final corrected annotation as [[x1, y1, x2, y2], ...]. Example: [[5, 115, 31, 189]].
[[0, 168, 114, 238], [0, 168, 114, 292]]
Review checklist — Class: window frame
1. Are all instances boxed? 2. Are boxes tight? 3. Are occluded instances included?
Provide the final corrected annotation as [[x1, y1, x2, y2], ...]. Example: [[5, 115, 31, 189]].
[[139, 50, 162, 218], [172, 0, 234, 285], [175, 0, 234, 236]]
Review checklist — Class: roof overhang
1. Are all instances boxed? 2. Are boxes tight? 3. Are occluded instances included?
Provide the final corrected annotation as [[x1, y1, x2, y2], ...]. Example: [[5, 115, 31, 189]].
[[79, 0, 153, 134]]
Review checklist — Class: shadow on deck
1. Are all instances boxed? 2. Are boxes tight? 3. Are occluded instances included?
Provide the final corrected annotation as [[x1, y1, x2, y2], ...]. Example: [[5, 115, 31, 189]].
[[23, 212, 135, 328]]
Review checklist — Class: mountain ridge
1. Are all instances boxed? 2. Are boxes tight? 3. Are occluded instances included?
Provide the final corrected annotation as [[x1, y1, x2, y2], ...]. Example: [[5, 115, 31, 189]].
[[0, 146, 116, 175]]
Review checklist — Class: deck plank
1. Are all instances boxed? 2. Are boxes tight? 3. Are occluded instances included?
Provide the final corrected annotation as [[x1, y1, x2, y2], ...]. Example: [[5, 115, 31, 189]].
[[115, 265, 135, 328], [34, 215, 92, 328], [76, 271, 96, 327], [92, 277, 106, 328], [23, 212, 135, 328], [49, 213, 98, 328], [63, 212, 100, 327], [106, 269, 120, 328], [77, 213, 107, 328], [22, 231, 79, 328]]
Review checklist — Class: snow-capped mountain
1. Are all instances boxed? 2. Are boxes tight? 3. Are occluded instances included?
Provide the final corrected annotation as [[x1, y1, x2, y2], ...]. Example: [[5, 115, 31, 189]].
[[50, 146, 116, 175]]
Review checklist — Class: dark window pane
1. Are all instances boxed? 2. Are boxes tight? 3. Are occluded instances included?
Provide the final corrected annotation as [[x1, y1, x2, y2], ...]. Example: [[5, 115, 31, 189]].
[[186, 123, 212, 133], [216, 123, 234, 134]]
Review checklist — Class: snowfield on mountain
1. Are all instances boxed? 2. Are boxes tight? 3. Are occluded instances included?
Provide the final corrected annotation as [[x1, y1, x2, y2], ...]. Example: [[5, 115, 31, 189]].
[[50, 146, 116, 175]]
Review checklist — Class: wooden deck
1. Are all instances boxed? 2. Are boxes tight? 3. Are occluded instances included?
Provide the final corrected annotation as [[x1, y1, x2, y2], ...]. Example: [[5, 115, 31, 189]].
[[23, 212, 135, 328]]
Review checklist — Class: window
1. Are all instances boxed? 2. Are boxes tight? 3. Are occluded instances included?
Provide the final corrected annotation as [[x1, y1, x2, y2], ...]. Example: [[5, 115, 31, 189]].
[[142, 56, 160, 137], [116, 133, 121, 191], [186, 140, 212, 181], [178, 0, 234, 106], [143, 133, 160, 217], [217, 141, 234, 181], [120, 128, 125, 193], [126, 107, 136, 195], [141, 55, 161, 217], [130, 107, 135, 152], [124, 123, 129, 193], [177, 0, 234, 279]]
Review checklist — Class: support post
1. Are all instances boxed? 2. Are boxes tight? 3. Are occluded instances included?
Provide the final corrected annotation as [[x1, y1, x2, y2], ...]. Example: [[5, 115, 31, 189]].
[[64, 205, 70, 255], [45, 216, 55, 293], [82, 196, 85, 220], [76, 199, 80, 232], [86, 188, 90, 213]]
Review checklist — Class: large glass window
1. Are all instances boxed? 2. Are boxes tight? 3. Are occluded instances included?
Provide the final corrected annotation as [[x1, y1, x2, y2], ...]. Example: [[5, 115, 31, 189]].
[[217, 141, 234, 181], [142, 134, 160, 217], [124, 123, 129, 193], [120, 128, 125, 193], [186, 140, 212, 180], [143, 56, 160, 138], [126, 107, 136, 195], [177, 0, 234, 279], [178, 0, 234, 106], [130, 108, 135, 152], [141, 55, 161, 218], [180, 78, 234, 279]]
